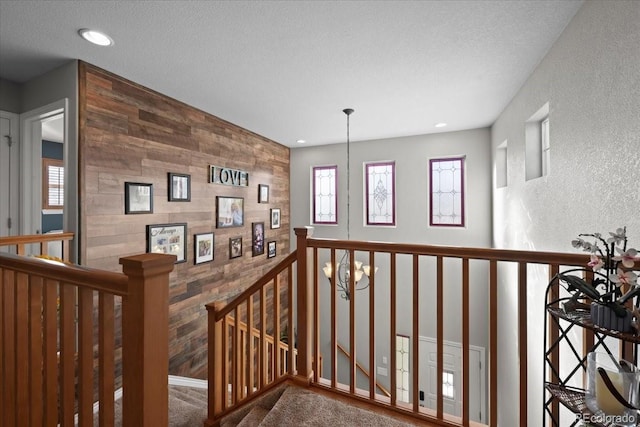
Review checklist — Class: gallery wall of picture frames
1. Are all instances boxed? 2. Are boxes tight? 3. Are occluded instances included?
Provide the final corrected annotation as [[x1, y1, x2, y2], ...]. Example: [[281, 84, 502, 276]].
[[129, 171, 280, 264]]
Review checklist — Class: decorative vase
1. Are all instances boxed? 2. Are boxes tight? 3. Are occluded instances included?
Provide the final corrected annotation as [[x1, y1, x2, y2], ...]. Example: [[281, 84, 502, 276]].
[[590, 302, 633, 333]]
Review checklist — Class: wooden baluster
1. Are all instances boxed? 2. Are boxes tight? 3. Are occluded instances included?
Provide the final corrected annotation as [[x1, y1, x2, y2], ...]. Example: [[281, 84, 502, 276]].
[[246, 296, 254, 397], [330, 249, 337, 389], [518, 262, 528, 427], [28, 276, 44, 427], [313, 247, 320, 383], [273, 277, 281, 379], [1, 269, 16, 427], [462, 258, 470, 426], [260, 286, 267, 388], [234, 306, 241, 403], [412, 254, 419, 413], [78, 287, 94, 426], [99, 292, 115, 427], [15, 271, 29, 424], [436, 256, 444, 419], [349, 249, 356, 395], [60, 283, 76, 427], [489, 260, 498, 427], [390, 253, 397, 407], [288, 267, 294, 375], [222, 315, 229, 409], [43, 280, 58, 426], [368, 251, 376, 400]]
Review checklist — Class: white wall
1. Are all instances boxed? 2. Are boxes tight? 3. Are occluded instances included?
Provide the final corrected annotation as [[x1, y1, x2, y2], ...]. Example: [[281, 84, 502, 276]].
[[491, 1, 640, 425], [291, 128, 492, 397]]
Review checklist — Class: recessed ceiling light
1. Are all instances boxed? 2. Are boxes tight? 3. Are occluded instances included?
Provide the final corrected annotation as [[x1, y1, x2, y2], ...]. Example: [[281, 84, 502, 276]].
[[78, 29, 114, 47], [296, 139, 306, 144], [435, 122, 447, 128]]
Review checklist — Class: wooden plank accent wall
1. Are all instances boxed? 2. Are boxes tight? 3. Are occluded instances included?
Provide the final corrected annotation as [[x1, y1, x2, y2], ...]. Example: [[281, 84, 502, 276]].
[[78, 62, 290, 378]]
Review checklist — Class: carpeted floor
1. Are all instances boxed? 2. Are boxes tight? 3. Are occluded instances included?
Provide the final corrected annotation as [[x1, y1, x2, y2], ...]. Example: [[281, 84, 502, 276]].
[[105, 382, 421, 426]]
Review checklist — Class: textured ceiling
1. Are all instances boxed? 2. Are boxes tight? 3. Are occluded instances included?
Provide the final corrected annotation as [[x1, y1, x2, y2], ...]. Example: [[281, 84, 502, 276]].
[[0, 0, 583, 147]]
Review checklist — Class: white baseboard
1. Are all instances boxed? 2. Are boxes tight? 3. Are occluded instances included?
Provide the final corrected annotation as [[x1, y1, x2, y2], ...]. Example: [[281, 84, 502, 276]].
[[169, 374, 208, 389]]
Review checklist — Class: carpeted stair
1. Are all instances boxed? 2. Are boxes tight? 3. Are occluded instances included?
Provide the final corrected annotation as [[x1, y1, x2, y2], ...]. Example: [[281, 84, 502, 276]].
[[107, 382, 421, 426], [221, 384, 420, 427]]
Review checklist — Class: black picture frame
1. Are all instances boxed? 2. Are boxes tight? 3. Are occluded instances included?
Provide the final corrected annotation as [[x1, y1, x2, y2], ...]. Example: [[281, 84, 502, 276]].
[[125, 182, 153, 214], [146, 223, 187, 263], [267, 241, 276, 258], [270, 208, 281, 229], [216, 196, 244, 228], [194, 232, 214, 264], [252, 222, 265, 256], [229, 237, 243, 259], [258, 184, 269, 203], [168, 173, 191, 202]]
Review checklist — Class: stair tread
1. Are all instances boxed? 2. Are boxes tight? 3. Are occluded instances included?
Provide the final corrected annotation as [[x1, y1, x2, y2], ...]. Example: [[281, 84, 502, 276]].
[[236, 406, 270, 427]]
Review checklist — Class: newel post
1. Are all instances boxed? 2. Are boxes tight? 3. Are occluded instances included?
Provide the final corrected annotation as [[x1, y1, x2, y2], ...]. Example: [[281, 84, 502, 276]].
[[294, 227, 314, 384], [205, 300, 226, 426], [119, 253, 176, 427]]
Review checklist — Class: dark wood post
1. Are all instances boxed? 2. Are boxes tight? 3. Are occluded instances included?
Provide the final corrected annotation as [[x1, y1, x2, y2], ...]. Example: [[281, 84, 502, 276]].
[[294, 227, 313, 384], [119, 253, 175, 427]]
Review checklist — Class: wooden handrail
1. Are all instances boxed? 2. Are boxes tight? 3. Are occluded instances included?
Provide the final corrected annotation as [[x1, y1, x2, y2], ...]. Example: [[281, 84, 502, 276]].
[[209, 251, 296, 320], [0, 232, 75, 246], [337, 342, 391, 398], [0, 252, 128, 295], [305, 236, 593, 265]]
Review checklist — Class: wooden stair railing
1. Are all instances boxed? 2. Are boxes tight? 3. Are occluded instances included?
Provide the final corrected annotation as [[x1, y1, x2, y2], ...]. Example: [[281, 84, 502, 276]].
[[1, 233, 175, 427], [337, 342, 391, 398], [205, 251, 298, 425], [206, 227, 626, 427]]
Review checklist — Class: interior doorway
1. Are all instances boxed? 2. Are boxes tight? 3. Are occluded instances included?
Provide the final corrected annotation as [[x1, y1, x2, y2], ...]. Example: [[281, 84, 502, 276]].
[[19, 100, 67, 236], [0, 110, 20, 251]]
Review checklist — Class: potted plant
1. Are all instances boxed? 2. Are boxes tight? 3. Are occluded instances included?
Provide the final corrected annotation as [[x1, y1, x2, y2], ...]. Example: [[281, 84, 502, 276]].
[[554, 227, 638, 332]]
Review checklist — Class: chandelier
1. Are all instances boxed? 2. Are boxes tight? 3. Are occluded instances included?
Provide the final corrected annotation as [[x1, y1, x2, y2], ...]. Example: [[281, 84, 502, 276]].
[[321, 108, 376, 300]]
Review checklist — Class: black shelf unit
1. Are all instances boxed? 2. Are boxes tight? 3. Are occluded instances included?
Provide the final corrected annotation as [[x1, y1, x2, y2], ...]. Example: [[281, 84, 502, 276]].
[[543, 287, 639, 427]]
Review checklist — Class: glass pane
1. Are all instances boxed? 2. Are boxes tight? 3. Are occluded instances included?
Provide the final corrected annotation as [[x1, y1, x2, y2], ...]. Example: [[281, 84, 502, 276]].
[[430, 158, 464, 226], [366, 162, 395, 225], [313, 166, 337, 224]]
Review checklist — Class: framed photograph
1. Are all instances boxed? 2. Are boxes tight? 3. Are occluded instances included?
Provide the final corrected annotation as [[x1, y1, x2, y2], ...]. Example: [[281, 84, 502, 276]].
[[125, 182, 153, 214], [270, 208, 281, 229], [194, 232, 214, 264], [168, 173, 191, 202], [216, 196, 244, 228], [229, 237, 242, 259], [252, 222, 265, 256], [267, 241, 276, 258], [146, 223, 187, 263], [258, 184, 269, 203]]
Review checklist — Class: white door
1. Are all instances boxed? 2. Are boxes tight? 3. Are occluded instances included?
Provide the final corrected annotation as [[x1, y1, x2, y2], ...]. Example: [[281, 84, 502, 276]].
[[418, 337, 485, 423], [0, 111, 20, 248]]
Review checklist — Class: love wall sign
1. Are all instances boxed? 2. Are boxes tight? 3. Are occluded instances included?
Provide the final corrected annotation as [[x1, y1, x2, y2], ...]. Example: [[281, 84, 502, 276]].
[[209, 165, 249, 187]]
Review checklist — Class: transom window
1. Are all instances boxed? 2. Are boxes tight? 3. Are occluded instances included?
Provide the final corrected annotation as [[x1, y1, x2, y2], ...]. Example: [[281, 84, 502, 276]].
[[429, 157, 465, 227], [42, 157, 64, 209], [365, 161, 395, 226], [312, 165, 338, 224]]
